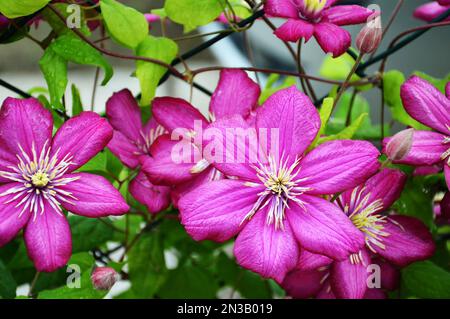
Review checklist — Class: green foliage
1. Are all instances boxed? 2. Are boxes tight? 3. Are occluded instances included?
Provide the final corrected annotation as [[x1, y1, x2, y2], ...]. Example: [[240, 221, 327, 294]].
[[39, 47, 68, 110], [0, 0, 50, 19], [42, 3, 91, 37], [69, 215, 114, 253], [259, 74, 296, 104], [0, 260, 16, 298], [401, 261, 450, 298], [71, 84, 83, 116], [100, 0, 148, 49]]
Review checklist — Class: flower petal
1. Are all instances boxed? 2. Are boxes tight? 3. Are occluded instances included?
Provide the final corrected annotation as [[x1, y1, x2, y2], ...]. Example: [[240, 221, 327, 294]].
[[298, 140, 380, 195], [256, 86, 320, 162], [282, 268, 325, 299], [234, 207, 299, 283], [383, 130, 447, 166], [0, 97, 52, 159], [210, 69, 260, 120], [0, 183, 31, 246], [179, 179, 262, 242], [445, 164, 450, 189], [314, 23, 351, 57], [274, 19, 315, 43], [297, 249, 333, 271], [129, 171, 171, 214], [414, 2, 450, 22], [288, 195, 365, 261], [371, 257, 400, 291], [264, 0, 299, 19], [152, 97, 209, 133], [322, 5, 376, 26], [446, 82, 450, 99], [401, 76, 450, 134], [330, 248, 370, 299], [59, 173, 129, 217], [105, 89, 143, 142], [24, 202, 72, 272], [375, 215, 435, 267], [51, 112, 113, 172], [108, 130, 141, 168]]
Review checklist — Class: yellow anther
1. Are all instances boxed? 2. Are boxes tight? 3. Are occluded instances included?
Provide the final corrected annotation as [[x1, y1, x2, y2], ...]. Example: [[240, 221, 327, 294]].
[[31, 171, 50, 188]]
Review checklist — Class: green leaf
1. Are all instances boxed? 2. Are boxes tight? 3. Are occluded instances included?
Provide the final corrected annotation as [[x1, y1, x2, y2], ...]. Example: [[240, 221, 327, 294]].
[[71, 84, 83, 116], [258, 74, 297, 104], [77, 151, 107, 174], [164, 0, 224, 33], [0, 259, 17, 298], [383, 70, 429, 130], [51, 34, 113, 86], [310, 97, 333, 149], [128, 230, 167, 297], [39, 46, 68, 110], [69, 215, 114, 253], [401, 261, 450, 298], [319, 113, 368, 144], [100, 0, 148, 49], [41, 3, 91, 37], [0, 0, 50, 19], [135, 36, 178, 105]]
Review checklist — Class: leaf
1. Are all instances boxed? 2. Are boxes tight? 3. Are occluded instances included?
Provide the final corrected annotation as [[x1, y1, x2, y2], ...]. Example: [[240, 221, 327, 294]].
[[51, 34, 113, 86], [383, 70, 430, 130], [71, 84, 83, 116], [135, 36, 178, 105], [164, 0, 224, 33], [319, 113, 368, 144], [41, 3, 91, 37], [258, 74, 297, 104], [0, 0, 50, 19], [128, 230, 167, 297], [401, 261, 450, 298], [39, 46, 68, 110], [77, 151, 107, 174], [100, 0, 148, 49], [0, 259, 17, 298], [69, 215, 114, 253], [309, 97, 333, 149]]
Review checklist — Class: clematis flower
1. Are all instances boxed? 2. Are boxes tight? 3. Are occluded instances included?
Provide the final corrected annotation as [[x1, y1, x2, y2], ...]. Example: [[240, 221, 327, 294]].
[[178, 86, 381, 283], [283, 169, 434, 298], [414, 0, 450, 22], [382, 76, 450, 189], [265, 0, 376, 57], [0, 98, 129, 272], [141, 69, 261, 205], [106, 89, 171, 214]]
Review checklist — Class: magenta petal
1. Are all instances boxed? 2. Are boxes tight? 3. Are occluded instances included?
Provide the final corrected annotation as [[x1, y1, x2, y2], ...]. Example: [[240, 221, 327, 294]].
[[105, 89, 143, 142], [24, 202, 72, 272], [322, 5, 376, 26], [282, 268, 325, 299], [384, 130, 447, 166], [298, 140, 380, 195], [438, 0, 450, 5], [129, 171, 171, 214], [401, 76, 450, 134], [274, 19, 315, 43], [297, 249, 333, 271], [446, 82, 450, 99], [152, 97, 209, 133], [108, 130, 141, 168], [142, 134, 200, 185], [314, 23, 351, 57], [264, 0, 299, 18], [234, 207, 299, 283], [59, 173, 129, 217], [0, 183, 31, 246], [371, 258, 400, 291], [440, 191, 450, 220], [210, 69, 260, 120], [375, 215, 435, 267], [179, 179, 262, 242], [364, 289, 387, 299], [414, 2, 450, 22], [256, 86, 320, 162], [445, 164, 450, 189], [0, 97, 52, 159], [51, 112, 113, 172], [288, 195, 365, 261], [330, 248, 370, 299]]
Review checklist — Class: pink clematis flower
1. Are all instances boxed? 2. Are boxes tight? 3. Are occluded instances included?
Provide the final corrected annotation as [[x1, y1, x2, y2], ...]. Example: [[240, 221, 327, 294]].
[[178, 85, 381, 283], [265, 0, 376, 57], [0, 98, 129, 272], [283, 169, 435, 298], [141, 69, 261, 205], [414, 0, 450, 22], [382, 76, 450, 189], [106, 89, 171, 214]]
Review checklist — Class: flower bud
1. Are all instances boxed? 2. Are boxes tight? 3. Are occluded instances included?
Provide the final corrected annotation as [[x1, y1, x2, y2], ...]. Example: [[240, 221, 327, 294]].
[[356, 15, 382, 54], [91, 267, 120, 290], [385, 128, 414, 161]]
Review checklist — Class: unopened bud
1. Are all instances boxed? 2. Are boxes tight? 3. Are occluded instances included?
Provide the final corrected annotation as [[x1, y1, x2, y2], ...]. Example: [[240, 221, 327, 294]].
[[91, 267, 120, 290], [356, 15, 382, 54], [385, 128, 414, 161]]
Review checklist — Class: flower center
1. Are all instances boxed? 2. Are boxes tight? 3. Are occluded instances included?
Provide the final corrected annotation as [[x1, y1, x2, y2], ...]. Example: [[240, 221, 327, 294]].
[[243, 154, 311, 230], [298, 0, 326, 21], [31, 171, 50, 188], [135, 125, 166, 155]]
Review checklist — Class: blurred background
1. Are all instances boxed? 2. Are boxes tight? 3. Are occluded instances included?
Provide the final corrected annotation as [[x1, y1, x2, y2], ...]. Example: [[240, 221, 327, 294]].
[[0, 0, 449, 119]]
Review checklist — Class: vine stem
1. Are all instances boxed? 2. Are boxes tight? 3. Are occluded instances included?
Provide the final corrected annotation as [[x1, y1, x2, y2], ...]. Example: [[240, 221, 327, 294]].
[[28, 271, 41, 298], [332, 54, 364, 112]]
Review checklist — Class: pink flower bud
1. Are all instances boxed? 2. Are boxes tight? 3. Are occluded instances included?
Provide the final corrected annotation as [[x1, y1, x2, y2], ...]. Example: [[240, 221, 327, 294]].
[[91, 267, 120, 290], [356, 15, 382, 54], [385, 128, 414, 161]]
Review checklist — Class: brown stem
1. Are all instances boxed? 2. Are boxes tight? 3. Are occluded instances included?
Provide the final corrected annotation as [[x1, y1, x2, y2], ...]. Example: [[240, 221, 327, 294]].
[[333, 54, 364, 112]]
